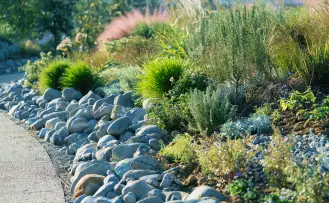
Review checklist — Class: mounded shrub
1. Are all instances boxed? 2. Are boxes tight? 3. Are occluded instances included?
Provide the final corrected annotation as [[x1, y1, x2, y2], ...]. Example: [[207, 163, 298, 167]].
[[137, 58, 186, 99], [38, 59, 70, 92], [60, 61, 103, 95], [189, 86, 235, 135]]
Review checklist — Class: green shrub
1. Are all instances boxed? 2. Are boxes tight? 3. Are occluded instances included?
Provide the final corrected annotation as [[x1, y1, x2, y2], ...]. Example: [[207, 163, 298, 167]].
[[20, 52, 53, 85], [96, 83, 122, 97], [137, 58, 186, 99], [263, 134, 293, 187], [170, 70, 209, 97], [229, 179, 257, 200], [268, 4, 329, 86], [147, 95, 191, 132], [196, 138, 254, 176], [38, 60, 70, 92], [279, 88, 316, 111], [189, 86, 235, 135], [159, 133, 196, 165], [60, 61, 103, 94], [133, 23, 154, 39], [185, 5, 279, 86]]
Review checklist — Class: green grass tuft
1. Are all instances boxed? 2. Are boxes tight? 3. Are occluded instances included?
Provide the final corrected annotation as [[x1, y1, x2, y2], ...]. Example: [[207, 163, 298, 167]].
[[60, 61, 103, 94], [38, 59, 70, 92], [137, 57, 186, 99]]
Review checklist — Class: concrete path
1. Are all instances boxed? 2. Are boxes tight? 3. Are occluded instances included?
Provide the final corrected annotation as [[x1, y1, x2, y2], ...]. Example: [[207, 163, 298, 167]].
[[0, 72, 25, 85], [0, 110, 65, 202]]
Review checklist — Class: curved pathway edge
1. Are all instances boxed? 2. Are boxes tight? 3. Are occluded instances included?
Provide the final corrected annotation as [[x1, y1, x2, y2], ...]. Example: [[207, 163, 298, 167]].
[[0, 113, 65, 203]]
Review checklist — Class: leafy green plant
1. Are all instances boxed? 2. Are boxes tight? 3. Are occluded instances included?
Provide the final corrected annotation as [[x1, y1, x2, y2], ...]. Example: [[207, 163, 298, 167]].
[[253, 103, 272, 116], [159, 133, 197, 165], [263, 134, 293, 187], [185, 5, 280, 87], [220, 115, 272, 139], [280, 88, 316, 111], [229, 179, 257, 200], [285, 165, 329, 203], [271, 109, 282, 123], [38, 59, 70, 92], [147, 95, 190, 132], [60, 61, 103, 94], [170, 70, 208, 97], [137, 58, 186, 99], [196, 138, 254, 176], [263, 193, 292, 203], [20, 52, 53, 85], [133, 23, 154, 39], [189, 86, 235, 135]]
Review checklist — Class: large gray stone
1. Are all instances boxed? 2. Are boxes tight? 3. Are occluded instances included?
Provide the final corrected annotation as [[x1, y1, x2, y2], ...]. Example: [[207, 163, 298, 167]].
[[45, 117, 63, 129], [136, 125, 165, 137], [80, 196, 112, 203], [92, 95, 117, 113], [122, 180, 154, 201], [62, 88, 82, 102], [66, 103, 79, 112], [137, 196, 163, 203], [39, 128, 51, 139], [49, 127, 69, 146], [68, 117, 90, 133], [31, 111, 69, 130], [124, 108, 146, 124], [130, 155, 161, 171], [115, 159, 133, 178], [160, 173, 174, 188], [71, 160, 114, 193], [43, 88, 61, 101], [112, 143, 146, 161], [114, 92, 134, 108], [96, 121, 112, 139], [79, 91, 101, 105], [122, 170, 158, 181], [123, 192, 136, 203], [107, 116, 132, 137], [97, 135, 117, 149], [93, 103, 114, 119], [93, 181, 117, 198], [185, 186, 225, 201], [119, 131, 134, 143], [96, 147, 113, 162]]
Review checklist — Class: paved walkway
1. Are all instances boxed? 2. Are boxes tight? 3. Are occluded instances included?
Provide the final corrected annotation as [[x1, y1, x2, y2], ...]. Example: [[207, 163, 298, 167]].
[[0, 72, 65, 202], [0, 72, 25, 85]]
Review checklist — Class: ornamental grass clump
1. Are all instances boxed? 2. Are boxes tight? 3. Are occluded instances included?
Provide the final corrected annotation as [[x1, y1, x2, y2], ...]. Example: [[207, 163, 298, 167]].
[[38, 59, 70, 92], [60, 61, 103, 94], [137, 58, 186, 99]]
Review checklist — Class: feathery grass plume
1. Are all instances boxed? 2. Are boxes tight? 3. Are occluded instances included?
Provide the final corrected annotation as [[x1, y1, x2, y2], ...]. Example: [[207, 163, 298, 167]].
[[96, 8, 169, 44], [38, 59, 70, 93]]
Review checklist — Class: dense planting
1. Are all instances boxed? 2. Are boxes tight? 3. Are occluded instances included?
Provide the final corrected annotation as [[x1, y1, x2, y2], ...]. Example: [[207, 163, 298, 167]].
[[2, 0, 329, 202]]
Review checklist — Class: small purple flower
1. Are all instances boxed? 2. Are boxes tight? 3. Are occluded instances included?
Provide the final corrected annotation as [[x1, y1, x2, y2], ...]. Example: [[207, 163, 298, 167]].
[[287, 71, 292, 75], [236, 172, 242, 177]]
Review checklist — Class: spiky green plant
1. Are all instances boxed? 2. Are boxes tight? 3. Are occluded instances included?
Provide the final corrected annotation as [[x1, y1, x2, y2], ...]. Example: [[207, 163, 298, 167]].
[[38, 59, 70, 92], [60, 61, 103, 94], [137, 58, 186, 99]]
